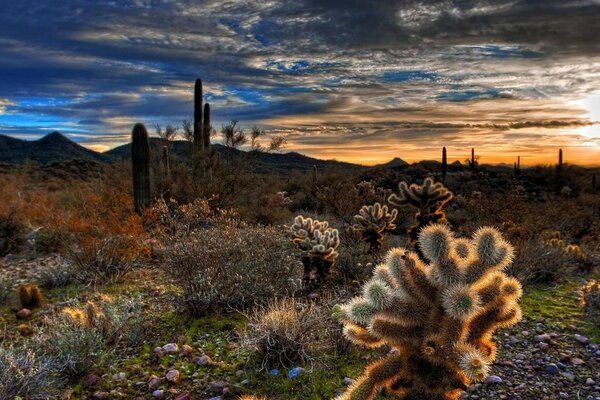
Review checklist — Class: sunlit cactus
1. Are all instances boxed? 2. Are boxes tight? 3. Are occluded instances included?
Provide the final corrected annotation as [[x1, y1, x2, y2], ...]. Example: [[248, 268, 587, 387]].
[[131, 123, 151, 214], [387, 177, 453, 243], [290, 215, 340, 289], [352, 202, 398, 255], [334, 225, 522, 400]]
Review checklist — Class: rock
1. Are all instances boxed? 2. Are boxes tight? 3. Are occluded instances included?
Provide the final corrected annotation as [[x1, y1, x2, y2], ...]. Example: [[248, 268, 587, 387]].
[[207, 381, 228, 393], [571, 357, 585, 366], [93, 392, 110, 399], [174, 392, 190, 400], [546, 363, 559, 374], [181, 344, 193, 356], [574, 334, 590, 345], [113, 372, 126, 381], [16, 323, 33, 336], [162, 343, 179, 353], [270, 369, 279, 376], [152, 389, 164, 398], [148, 375, 160, 389], [153, 347, 165, 358], [288, 367, 304, 378], [194, 355, 212, 366], [585, 378, 595, 385], [343, 377, 354, 386], [534, 333, 551, 343], [483, 375, 502, 385], [16, 308, 32, 319], [538, 342, 549, 350], [166, 369, 180, 384]]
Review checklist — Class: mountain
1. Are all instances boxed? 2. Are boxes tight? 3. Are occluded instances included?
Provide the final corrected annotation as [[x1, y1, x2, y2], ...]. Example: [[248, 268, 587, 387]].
[[0, 132, 107, 164], [373, 157, 409, 169], [105, 138, 364, 173]]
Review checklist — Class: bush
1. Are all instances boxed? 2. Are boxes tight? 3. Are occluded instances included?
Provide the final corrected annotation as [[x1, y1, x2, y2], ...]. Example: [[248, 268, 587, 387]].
[[165, 223, 302, 316], [0, 345, 60, 399], [241, 296, 341, 368], [37, 260, 74, 289], [580, 279, 600, 314], [38, 295, 143, 381], [0, 212, 26, 256], [0, 276, 14, 303]]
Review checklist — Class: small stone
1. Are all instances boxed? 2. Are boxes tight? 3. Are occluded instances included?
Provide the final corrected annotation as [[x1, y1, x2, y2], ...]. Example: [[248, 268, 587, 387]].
[[343, 377, 354, 386], [93, 392, 110, 399], [16, 323, 33, 336], [153, 347, 165, 358], [148, 375, 160, 389], [546, 363, 559, 374], [113, 372, 126, 381], [538, 342, 549, 350], [288, 367, 304, 378], [162, 343, 179, 353], [181, 344, 193, 356], [16, 308, 32, 319], [270, 369, 279, 376], [534, 334, 551, 343], [571, 358, 585, 366], [483, 375, 502, 385], [207, 381, 228, 393], [152, 390, 164, 398], [194, 355, 212, 366], [585, 378, 595, 385], [166, 369, 180, 384], [574, 334, 590, 345]]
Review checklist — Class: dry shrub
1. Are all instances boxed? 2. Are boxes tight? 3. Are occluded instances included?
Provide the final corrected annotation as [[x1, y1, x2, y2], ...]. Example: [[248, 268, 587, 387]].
[[165, 222, 302, 316], [241, 296, 341, 368], [0, 345, 60, 400]]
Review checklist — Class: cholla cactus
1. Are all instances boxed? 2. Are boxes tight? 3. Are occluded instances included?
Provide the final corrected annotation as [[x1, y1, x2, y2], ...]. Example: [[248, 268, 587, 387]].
[[334, 225, 522, 400], [290, 216, 340, 289], [353, 203, 398, 255], [388, 177, 453, 243]]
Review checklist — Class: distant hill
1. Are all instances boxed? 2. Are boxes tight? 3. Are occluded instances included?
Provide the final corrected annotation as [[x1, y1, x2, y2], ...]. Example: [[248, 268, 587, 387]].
[[373, 157, 409, 169], [105, 138, 364, 173], [0, 132, 107, 164]]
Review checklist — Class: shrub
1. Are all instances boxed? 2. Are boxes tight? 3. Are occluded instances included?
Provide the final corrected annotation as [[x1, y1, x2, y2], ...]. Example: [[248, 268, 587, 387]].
[[0, 212, 26, 256], [38, 295, 143, 381], [166, 222, 302, 316], [580, 280, 600, 314], [0, 276, 14, 303], [16, 284, 45, 309], [37, 261, 74, 289], [0, 345, 60, 399]]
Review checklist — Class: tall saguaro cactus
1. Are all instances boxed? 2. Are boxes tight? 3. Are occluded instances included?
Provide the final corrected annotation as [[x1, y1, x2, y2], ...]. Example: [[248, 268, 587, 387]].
[[203, 102, 211, 151], [470, 148, 476, 171], [558, 148, 563, 172], [194, 79, 203, 153], [131, 123, 151, 214], [442, 147, 448, 179]]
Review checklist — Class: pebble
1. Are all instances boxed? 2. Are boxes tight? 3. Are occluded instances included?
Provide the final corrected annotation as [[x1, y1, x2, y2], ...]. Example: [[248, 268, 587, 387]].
[[534, 334, 551, 343], [343, 377, 354, 386], [16, 308, 32, 319], [181, 344, 193, 356], [546, 363, 559, 374], [483, 375, 502, 385], [207, 381, 228, 394], [288, 367, 304, 378], [194, 355, 212, 366], [113, 372, 126, 381], [162, 343, 179, 353], [166, 369, 180, 384], [92, 392, 110, 400], [152, 390, 164, 398], [270, 369, 279, 376], [574, 334, 590, 345]]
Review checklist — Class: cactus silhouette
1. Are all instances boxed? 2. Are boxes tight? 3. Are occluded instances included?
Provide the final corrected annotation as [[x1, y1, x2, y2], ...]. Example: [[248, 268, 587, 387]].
[[290, 215, 340, 289], [388, 178, 453, 244], [352, 202, 398, 255], [131, 123, 151, 214], [558, 148, 563, 172], [470, 148, 475, 171], [203, 102, 211, 151], [442, 147, 447, 179], [334, 225, 522, 400]]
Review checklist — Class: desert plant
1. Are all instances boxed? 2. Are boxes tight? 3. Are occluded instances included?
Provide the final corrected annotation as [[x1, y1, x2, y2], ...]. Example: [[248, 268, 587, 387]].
[[167, 223, 302, 316], [131, 122, 151, 214], [442, 147, 447, 179], [580, 279, 600, 314], [0, 345, 60, 399], [388, 177, 453, 243], [17, 283, 45, 309], [0, 276, 14, 303], [37, 262, 74, 289], [333, 225, 522, 400], [0, 212, 26, 256], [290, 215, 340, 289], [352, 202, 398, 256]]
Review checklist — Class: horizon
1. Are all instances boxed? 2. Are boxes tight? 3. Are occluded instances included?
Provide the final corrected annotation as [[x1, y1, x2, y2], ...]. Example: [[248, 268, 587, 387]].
[[1, 1, 599, 165]]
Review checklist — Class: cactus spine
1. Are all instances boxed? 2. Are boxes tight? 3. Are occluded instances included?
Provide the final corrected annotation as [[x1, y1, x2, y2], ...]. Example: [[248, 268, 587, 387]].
[[131, 123, 151, 214], [334, 225, 523, 400], [442, 147, 447, 179], [194, 79, 203, 153]]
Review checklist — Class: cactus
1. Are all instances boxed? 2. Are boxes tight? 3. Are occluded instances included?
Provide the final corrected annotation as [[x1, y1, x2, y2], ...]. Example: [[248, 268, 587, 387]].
[[558, 148, 563, 172], [203, 102, 211, 151], [16, 284, 44, 309], [580, 279, 600, 314], [388, 177, 453, 244], [470, 148, 475, 171], [194, 79, 203, 153], [290, 215, 340, 289], [441, 147, 447, 179], [352, 203, 398, 255], [334, 225, 522, 400], [131, 123, 151, 214]]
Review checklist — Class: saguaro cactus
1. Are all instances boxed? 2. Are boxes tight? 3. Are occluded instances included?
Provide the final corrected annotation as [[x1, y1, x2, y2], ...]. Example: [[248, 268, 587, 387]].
[[558, 148, 563, 172], [352, 203, 398, 255], [470, 148, 476, 171], [333, 225, 523, 400], [131, 123, 151, 214], [388, 178, 453, 243], [442, 147, 448, 179], [194, 79, 203, 153], [290, 215, 340, 289]]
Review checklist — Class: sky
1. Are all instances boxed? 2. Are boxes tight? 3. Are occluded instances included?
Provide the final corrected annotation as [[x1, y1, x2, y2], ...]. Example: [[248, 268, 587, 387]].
[[0, 0, 599, 165]]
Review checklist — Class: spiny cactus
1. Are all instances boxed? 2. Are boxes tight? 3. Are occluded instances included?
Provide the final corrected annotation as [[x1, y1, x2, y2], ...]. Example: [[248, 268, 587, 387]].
[[352, 203, 398, 255], [388, 178, 453, 243], [16, 284, 44, 309], [334, 225, 522, 400], [131, 123, 151, 214], [290, 215, 340, 289]]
